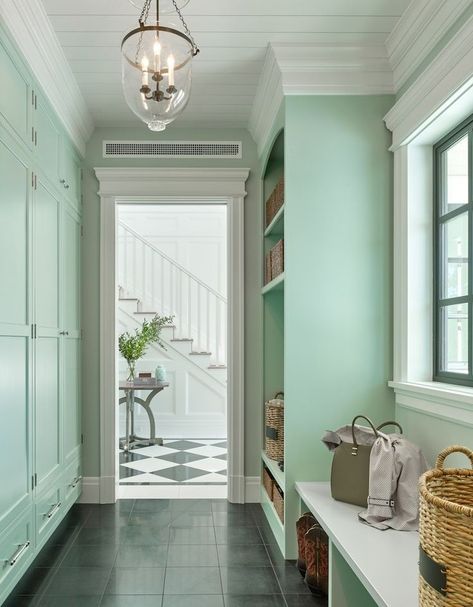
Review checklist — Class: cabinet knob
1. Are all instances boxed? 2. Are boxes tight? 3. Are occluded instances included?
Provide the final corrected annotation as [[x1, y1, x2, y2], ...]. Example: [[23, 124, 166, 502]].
[[65, 184, 70, 189], [60, 179, 66, 184], [59, 331, 69, 336]]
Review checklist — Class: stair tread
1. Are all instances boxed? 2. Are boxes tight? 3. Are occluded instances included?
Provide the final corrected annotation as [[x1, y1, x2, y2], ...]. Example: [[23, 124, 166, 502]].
[[171, 338, 193, 342], [119, 297, 139, 301], [190, 351, 212, 356], [208, 365, 227, 369]]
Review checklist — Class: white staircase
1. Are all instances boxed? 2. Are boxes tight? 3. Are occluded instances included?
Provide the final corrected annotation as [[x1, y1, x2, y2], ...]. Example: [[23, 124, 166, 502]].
[[117, 221, 227, 384]]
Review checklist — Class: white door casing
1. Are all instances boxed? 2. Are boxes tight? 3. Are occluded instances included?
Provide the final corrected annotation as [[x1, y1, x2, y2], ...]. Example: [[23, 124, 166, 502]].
[[96, 167, 249, 503]]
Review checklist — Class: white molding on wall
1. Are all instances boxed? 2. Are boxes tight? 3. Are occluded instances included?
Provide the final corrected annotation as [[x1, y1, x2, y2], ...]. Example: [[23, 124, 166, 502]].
[[245, 476, 261, 503], [386, 0, 472, 93], [96, 167, 249, 504], [385, 11, 473, 149], [0, 0, 94, 156], [249, 43, 394, 156], [77, 477, 100, 504]]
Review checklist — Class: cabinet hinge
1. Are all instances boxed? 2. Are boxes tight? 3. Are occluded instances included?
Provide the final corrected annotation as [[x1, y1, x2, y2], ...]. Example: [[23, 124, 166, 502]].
[[34, 174, 37, 190], [81, 433, 84, 445], [31, 173, 34, 188], [34, 94, 37, 110], [31, 475, 34, 490], [34, 130, 37, 147], [31, 90, 34, 106], [34, 473, 37, 487], [31, 324, 34, 339], [31, 126, 34, 143]]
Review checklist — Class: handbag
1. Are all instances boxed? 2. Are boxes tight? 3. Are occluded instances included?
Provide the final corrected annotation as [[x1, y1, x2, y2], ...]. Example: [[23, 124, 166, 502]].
[[330, 415, 403, 507]]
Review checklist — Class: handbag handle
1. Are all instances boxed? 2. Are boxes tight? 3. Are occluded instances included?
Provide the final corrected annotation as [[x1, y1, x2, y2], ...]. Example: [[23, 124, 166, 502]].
[[274, 392, 284, 399], [351, 415, 378, 454], [435, 445, 473, 469], [376, 421, 403, 434]]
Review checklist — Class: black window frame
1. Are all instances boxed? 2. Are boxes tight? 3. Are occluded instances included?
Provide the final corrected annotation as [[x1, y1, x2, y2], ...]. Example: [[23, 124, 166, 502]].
[[433, 115, 473, 387]]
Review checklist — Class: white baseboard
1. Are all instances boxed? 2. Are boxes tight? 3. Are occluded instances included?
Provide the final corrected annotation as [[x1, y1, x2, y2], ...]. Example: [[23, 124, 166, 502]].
[[78, 477, 100, 503], [245, 476, 261, 503], [78, 475, 261, 504]]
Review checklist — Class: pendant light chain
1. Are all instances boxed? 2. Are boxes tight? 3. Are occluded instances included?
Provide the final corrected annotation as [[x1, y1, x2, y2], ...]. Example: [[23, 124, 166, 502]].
[[172, 0, 199, 53], [139, 0, 153, 26]]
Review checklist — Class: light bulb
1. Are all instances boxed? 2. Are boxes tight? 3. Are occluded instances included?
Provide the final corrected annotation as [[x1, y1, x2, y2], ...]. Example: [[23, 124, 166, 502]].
[[153, 40, 161, 72], [167, 54, 175, 87], [141, 55, 149, 86]]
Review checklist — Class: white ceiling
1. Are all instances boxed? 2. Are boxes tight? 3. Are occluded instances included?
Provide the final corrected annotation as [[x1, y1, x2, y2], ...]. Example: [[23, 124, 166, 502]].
[[40, 0, 411, 130]]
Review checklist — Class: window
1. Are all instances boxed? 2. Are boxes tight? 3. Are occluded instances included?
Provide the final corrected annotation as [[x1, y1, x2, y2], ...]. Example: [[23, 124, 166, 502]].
[[434, 117, 473, 386]]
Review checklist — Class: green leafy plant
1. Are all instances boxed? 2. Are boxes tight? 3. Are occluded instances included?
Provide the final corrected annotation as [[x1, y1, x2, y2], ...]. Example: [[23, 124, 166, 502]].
[[119, 314, 174, 381]]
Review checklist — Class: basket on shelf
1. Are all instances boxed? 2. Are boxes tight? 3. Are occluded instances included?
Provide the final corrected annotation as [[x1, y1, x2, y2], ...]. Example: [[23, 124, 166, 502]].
[[265, 392, 284, 462], [263, 466, 274, 500], [273, 483, 284, 523], [265, 176, 284, 227], [265, 251, 272, 285], [419, 445, 473, 606], [270, 239, 284, 279]]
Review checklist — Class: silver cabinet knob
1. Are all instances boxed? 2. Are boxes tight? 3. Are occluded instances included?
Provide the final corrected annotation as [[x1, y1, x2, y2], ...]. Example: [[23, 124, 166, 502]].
[[59, 330, 69, 336]]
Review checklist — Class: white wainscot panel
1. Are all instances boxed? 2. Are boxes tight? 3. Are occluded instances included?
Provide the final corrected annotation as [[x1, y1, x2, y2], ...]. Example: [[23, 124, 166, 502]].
[[187, 370, 226, 415]]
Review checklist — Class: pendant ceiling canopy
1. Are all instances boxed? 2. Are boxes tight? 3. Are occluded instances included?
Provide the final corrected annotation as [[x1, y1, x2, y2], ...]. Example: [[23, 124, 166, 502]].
[[121, 0, 199, 132]]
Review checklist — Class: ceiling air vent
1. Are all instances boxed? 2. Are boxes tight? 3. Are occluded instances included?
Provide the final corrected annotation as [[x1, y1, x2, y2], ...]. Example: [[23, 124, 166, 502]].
[[103, 140, 242, 159]]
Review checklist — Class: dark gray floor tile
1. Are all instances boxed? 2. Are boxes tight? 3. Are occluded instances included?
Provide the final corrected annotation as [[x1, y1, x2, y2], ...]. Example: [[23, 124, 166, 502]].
[[212, 511, 257, 527], [166, 544, 218, 566], [114, 544, 168, 568], [132, 499, 172, 513], [162, 596, 224, 607], [117, 525, 170, 545], [39, 597, 101, 607], [30, 543, 70, 568], [170, 500, 213, 513], [164, 567, 222, 595], [47, 521, 82, 546], [169, 526, 215, 545], [158, 451, 204, 465], [100, 597, 162, 607], [104, 567, 165, 595], [164, 441, 203, 451], [3, 595, 38, 606], [170, 511, 214, 527], [44, 567, 112, 596], [61, 544, 118, 568], [263, 541, 287, 568], [74, 527, 119, 545], [215, 526, 262, 545], [220, 567, 280, 595], [284, 595, 327, 606], [275, 566, 311, 595], [128, 511, 173, 527], [83, 510, 130, 528], [224, 596, 285, 607], [217, 544, 271, 566], [12, 567, 55, 596], [154, 466, 209, 483]]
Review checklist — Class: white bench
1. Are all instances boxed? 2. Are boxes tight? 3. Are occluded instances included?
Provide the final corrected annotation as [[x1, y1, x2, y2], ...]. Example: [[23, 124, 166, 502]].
[[295, 482, 419, 607]]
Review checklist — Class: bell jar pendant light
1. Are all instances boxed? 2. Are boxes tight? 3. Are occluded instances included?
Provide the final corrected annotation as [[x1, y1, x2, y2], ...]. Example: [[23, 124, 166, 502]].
[[121, 0, 199, 132]]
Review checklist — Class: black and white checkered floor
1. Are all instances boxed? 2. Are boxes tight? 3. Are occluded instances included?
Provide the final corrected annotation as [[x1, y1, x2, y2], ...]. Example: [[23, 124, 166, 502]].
[[119, 439, 227, 485]]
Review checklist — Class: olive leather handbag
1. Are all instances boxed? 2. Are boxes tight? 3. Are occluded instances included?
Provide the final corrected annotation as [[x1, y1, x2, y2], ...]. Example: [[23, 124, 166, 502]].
[[330, 416, 403, 507]]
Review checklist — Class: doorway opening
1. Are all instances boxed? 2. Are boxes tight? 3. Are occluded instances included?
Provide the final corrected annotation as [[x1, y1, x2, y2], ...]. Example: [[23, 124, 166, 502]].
[[116, 202, 228, 499]]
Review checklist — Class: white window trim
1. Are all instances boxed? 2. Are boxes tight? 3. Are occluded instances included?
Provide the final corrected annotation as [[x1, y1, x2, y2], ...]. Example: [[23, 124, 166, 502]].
[[385, 15, 473, 413], [95, 167, 249, 504]]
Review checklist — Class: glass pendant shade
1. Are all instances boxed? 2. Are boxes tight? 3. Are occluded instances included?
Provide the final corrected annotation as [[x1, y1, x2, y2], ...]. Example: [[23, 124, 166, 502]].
[[121, 0, 198, 132]]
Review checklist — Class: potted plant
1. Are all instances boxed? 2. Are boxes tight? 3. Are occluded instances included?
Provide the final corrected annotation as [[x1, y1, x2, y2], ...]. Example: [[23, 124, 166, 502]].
[[118, 313, 174, 382]]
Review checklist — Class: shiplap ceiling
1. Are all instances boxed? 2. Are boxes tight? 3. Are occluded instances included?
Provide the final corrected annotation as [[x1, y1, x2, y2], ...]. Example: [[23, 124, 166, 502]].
[[41, 0, 411, 129]]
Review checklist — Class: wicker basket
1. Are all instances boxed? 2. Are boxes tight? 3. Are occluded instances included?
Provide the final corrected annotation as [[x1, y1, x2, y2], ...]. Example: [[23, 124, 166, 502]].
[[265, 392, 284, 462], [265, 176, 285, 227], [263, 466, 274, 500], [270, 239, 284, 279], [265, 251, 272, 285], [273, 483, 284, 523], [419, 445, 473, 606]]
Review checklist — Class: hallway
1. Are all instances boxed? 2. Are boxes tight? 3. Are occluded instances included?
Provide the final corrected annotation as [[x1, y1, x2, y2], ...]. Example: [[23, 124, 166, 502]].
[[6, 500, 323, 606]]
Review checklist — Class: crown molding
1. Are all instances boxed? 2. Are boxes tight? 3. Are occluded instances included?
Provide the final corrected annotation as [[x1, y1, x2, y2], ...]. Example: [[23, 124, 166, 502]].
[[385, 11, 473, 148], [0, 0, 94, 156], [249, 43, 394, 157], [386, 0, 472, 93]]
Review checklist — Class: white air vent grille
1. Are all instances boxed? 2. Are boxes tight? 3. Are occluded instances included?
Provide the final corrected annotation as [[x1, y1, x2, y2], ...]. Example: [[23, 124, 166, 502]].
[[103, 140, 242, 159]]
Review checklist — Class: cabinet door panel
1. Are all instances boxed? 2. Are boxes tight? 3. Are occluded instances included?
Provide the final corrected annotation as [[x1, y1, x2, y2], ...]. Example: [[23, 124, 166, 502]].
[[0, 139, 29, 326], [60, 142, 81, 211], [35, 96, 60, 188], [0, 336, 30, 527], [63, 339, 80, 463], [0, 39, 30, 145], [63, 211, 80, 332], [35, 337, 60, 485], [34, 182, 59, 329]]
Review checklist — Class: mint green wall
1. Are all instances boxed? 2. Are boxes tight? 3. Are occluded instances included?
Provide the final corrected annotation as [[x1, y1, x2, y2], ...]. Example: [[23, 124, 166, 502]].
[[284, 95, 395, 483], [81, 126, 262, 477]]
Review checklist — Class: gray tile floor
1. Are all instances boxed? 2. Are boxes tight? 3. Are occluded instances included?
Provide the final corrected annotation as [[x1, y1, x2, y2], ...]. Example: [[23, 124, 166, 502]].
[[5, 500, 327, 606]]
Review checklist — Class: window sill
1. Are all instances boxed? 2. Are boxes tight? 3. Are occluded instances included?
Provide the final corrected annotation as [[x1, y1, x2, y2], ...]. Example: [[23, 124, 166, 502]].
[[388, 380, 473, 407]]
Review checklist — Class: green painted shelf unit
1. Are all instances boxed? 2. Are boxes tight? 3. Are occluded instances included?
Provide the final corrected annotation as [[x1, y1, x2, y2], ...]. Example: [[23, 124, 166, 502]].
[[0, 24, 82, 605]]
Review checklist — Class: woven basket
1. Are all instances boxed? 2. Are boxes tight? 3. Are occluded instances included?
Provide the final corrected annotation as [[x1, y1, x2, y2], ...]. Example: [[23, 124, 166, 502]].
[[270, 239, 284, 279], [419, 445, 473, 606], [263, 467, 273, 500], [265, 251, 272, 285], [273, 483, 284, 523], [265, 176, 284, 227], [265, 393, 284, 462]]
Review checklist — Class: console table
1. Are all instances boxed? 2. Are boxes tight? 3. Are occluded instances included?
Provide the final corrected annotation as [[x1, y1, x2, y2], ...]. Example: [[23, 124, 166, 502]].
[[119, 380, 169, 451], [295, 482, 418, 607]]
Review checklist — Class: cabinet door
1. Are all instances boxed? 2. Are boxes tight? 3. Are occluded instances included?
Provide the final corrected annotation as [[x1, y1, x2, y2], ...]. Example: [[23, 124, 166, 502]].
[[62, 209, 81, 464], [0, 135, 32, 533], [0, 37, 31, 147], [34, 180, 61, 489], [35, 94, 60, 189], [59, 140, 81, 212]]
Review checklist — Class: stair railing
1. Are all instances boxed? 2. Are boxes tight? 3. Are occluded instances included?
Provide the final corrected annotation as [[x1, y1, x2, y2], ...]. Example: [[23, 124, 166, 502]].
[[118, 221, 227, 366]]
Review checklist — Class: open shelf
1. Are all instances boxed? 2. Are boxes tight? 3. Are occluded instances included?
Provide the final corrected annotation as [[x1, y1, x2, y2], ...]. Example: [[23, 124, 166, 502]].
[[261, 486, 285, 552], [261, 450, 285, 489], [262, 272, 285, 295], [264, 205, 284, 237]]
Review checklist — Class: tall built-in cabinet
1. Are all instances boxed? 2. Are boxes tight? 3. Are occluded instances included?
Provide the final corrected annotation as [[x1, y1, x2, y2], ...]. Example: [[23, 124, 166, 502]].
[[0, 25, 82, 604]]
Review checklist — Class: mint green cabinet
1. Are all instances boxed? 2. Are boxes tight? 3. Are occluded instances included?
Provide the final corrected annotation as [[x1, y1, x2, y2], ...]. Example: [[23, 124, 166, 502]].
[[60, 140, 81, 212], [0, 35, 31, 147], [35, 93, 60, 189]]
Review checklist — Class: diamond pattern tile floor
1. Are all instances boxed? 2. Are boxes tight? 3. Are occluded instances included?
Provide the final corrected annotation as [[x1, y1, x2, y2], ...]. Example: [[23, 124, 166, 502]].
[[119, 439, 227, 486]]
